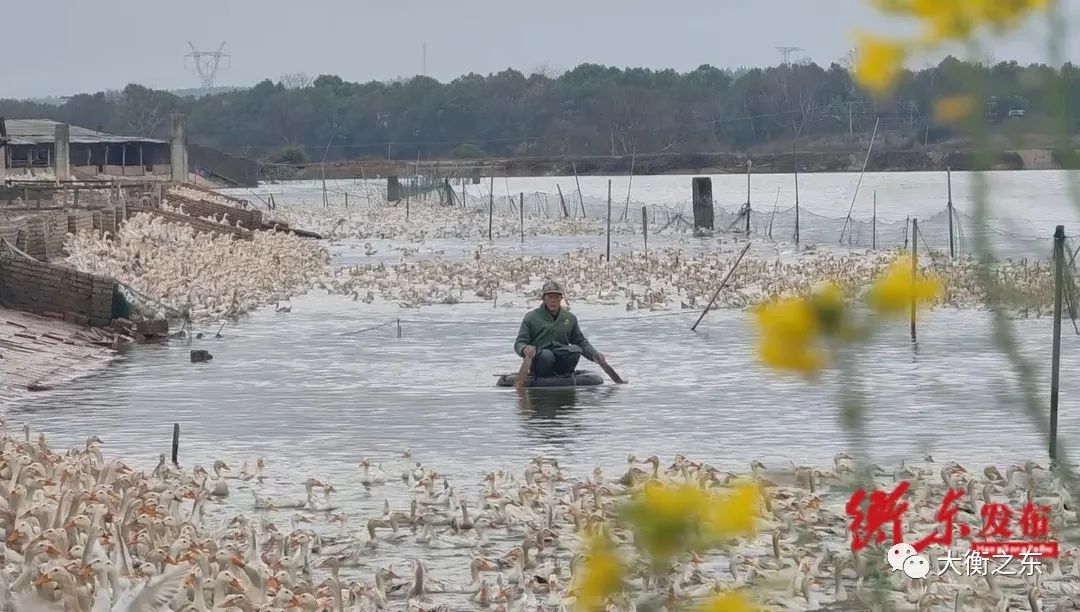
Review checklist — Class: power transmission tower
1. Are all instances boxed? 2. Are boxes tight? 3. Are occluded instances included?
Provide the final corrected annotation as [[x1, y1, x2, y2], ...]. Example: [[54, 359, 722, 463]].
[[185, 42, 230, 89], [776, 46, 805, 66]]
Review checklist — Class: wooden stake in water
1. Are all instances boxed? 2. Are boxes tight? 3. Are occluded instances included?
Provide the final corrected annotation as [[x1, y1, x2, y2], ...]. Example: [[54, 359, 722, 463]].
[[519, 192, 524, 243], [641, 206, 648, 257], [606, 180, 612, 262], [745, 158, 752, 234], [171, 423, 180, 467], [488, 171, 495, 241], [910, 218, 919, 344], [1051, 224, 1065, 460], [947, 167, 955, 258]]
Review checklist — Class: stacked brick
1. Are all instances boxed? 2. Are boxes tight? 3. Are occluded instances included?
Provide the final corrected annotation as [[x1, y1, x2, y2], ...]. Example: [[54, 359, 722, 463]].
[[92, 208, 119, 235], [67, 210, 94, 236], [0, 253, 117, 327]]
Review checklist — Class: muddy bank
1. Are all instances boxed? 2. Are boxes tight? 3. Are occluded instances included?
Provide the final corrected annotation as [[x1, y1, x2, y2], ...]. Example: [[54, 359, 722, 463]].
[[289, 148, 1045, 181]]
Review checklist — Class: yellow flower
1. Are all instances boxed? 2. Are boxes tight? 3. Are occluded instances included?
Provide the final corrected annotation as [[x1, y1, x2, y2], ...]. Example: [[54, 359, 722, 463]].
[[975, 0, 1050, 31], [574, 533, 623, 611], [866, 255, 943, 315], [755, 296, 824, 374], [854, 33, 908, 96], [704, 482, 762, 541], [934, 94, 975, 123], [696, 591, 761, 612], [622, 481, 710, 561]]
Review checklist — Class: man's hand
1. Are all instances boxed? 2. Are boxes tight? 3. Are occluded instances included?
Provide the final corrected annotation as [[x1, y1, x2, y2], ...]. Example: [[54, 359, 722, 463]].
[[523, 345, 536, 359], [594, 352, 606, 365]]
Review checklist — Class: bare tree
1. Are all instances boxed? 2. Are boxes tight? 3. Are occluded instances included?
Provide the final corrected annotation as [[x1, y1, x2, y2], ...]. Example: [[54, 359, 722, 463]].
[[280, 72, 313, 89]]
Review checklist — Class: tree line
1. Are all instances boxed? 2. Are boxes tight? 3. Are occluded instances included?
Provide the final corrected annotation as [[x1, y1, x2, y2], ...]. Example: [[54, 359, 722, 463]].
[[2, 57, 1077, 164]]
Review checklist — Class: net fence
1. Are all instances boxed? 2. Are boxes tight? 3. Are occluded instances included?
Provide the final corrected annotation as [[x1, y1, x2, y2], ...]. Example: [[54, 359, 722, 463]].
[[454, 187, 1055, 261]]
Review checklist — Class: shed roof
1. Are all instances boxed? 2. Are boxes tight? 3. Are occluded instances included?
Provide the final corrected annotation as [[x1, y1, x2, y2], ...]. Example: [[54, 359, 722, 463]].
[[2, 119, 167, 146]]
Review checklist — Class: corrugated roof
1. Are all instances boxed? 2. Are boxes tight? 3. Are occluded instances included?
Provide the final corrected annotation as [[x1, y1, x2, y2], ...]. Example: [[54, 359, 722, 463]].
[[3, 119, 167, 146]]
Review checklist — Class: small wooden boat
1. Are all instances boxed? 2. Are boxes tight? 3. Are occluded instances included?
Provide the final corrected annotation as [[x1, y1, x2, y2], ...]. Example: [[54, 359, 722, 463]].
[[496, 370, 605, 388]]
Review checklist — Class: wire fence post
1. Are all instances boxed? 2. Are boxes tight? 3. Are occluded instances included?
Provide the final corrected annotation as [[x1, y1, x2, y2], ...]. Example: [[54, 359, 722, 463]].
[[606, 179, 612, 262], [911, 218, 918, 344], [1051, 224, 1065, 461], [904, 215, 910, 250], [947, 167, 955, 258], [519, 192, 524, 243]]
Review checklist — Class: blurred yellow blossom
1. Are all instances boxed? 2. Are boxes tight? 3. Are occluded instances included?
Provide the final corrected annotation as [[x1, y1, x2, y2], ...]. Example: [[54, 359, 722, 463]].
[[935, 94, 976, 123], [574, 533, 623, 611], [856, 0, 1050, 96], [697, 591, 761, 612], [756, 297, 824, 374], [854, 33, 908, 96], [703, 482, 762, 541], [621, 481, 761, 564], [866, 255, 943, 315]]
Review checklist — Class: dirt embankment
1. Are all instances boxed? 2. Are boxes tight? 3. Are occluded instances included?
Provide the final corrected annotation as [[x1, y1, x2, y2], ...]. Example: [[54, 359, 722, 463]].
[[289, 148, 1048, 180]]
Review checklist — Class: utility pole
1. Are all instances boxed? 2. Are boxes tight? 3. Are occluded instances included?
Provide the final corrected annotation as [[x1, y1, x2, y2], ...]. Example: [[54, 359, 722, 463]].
[[185, 42, 230, 89]]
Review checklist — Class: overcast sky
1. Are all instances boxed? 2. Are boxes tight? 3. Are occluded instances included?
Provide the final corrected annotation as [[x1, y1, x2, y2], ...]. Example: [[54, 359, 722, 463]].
[[4, 0, 1078, 99]]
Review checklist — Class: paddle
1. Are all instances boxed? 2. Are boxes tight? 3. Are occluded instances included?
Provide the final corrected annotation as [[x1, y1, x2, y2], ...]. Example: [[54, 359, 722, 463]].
[[514, 354, 534, 389], [594, 358, 626, 384]]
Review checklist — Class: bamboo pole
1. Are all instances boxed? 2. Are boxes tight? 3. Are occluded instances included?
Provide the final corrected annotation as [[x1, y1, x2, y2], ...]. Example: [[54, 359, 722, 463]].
[[519, 192, 524, 242], [606, 179, 612, 262], [692, 241, 753, 332], [872, 190, 877, 250], [573, 161, 586, 217], [839, 116, 881, 244], [621, 153, 636, 221], [1051, 224, 1065, 460], [947, 167, 955, 258], [910, 218, 918, 343], [488, 170, 494, 241], [794, 142, 800, 245]]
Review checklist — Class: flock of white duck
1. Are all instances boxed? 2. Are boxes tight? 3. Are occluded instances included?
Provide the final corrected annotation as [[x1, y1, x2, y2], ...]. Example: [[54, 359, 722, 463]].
[[3, 421, 1079, 612], [319, 243, 1057, 313], [48, 186, 1060, 321], [62, 214, 329, 321]]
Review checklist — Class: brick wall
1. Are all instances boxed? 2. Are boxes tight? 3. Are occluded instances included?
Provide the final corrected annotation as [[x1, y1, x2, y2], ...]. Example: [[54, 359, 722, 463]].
[[23, 213, 68, 260], [0, 221, 28, 252], [164, 193, 264, 230], [127, 206, 253, 239], [0, 253, 117, 327]]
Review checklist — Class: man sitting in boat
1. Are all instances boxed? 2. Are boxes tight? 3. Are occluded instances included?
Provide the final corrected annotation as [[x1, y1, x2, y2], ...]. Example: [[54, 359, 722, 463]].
[[514, 280, 606, 377]]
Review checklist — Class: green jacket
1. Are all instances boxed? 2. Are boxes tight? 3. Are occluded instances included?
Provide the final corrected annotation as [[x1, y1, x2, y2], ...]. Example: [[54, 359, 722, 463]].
[[514, 306, 598, 360]]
